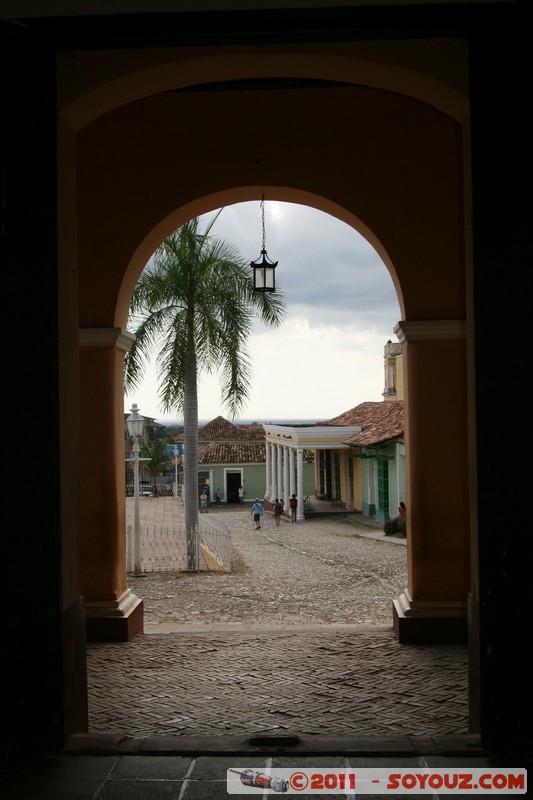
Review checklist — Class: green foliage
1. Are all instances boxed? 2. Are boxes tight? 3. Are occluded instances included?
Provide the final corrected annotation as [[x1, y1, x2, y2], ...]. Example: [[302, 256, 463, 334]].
[[165, 424, 184, 436], [124, 213, 286, 418], [139, 438, 174, 495]]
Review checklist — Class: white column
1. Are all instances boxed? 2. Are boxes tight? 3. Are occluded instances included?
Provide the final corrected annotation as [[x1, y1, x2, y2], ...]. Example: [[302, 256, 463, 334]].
[[289, 448, 296, 499], [277, 444, 283, 503], [296, 448, 305, 522], [265, 438, 271, 499], [369, 459, 376, 513], [271, 443, 277, 501], [283, 446, 290, 513]]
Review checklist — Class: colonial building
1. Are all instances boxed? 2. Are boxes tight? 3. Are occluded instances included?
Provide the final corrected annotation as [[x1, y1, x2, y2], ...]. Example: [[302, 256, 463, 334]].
[[324, 400, 404, 523], [264, 400, 404, 523], [263, 339, 405, 522], [263, 422, 361, 520], [178, 415, 315, 506]]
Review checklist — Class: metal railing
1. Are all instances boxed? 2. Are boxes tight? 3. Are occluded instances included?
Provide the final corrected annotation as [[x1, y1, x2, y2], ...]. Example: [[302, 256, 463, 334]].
[[126, 502, 233, 573], [303, 497, 355, 514], [125, 483, 175, 497]]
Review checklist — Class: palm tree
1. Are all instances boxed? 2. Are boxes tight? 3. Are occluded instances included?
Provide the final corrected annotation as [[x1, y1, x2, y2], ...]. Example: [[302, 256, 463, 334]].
[[139, 439, 174, 496], [124, 213, 285, 568]]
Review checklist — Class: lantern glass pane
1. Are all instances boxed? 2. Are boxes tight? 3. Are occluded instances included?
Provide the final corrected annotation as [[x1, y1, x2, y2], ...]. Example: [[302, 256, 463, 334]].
[[126, 414, 145, 438], [254, 267, 265, 289], [264, 267, 275, 290]]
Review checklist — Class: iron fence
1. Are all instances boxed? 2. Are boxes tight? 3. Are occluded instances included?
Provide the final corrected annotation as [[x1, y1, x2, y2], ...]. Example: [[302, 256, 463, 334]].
[[125, 483, 175, 497], [126, 510, 232, 573]]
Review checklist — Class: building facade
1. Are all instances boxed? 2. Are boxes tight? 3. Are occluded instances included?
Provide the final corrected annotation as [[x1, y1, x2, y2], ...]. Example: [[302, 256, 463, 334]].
[[193, 417, 315, 509]]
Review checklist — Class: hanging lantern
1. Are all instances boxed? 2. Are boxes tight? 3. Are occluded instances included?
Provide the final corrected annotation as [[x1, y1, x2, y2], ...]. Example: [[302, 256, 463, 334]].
[[250, 194, 277, 292]]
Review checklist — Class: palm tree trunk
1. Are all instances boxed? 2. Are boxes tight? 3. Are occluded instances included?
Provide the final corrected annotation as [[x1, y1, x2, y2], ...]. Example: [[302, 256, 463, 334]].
[[183, 357, 199, 570]]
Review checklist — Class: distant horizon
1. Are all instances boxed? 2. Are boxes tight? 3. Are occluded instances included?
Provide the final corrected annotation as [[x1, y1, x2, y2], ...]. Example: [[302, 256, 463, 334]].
[[156, 417, 324, 427]]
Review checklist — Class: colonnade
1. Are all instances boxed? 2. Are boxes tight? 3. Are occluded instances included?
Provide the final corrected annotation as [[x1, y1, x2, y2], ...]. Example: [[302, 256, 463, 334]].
[[264, 441, 305, 522]]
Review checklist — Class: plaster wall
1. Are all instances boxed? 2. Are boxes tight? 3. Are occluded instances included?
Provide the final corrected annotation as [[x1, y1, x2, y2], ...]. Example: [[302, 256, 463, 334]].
[[404, 336, 469, 600], [75, 82, 465, 329]]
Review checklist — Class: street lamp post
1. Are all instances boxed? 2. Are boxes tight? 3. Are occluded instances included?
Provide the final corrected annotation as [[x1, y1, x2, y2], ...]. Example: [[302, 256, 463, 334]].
[[126, 403, 145, 575]]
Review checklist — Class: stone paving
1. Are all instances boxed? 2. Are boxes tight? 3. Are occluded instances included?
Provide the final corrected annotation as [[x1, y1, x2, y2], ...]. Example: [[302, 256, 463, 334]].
[[88, 628, 468, 741], [88, 500, 468, 742], [5, 742, 507, 800], [126, 500, 407, 627]]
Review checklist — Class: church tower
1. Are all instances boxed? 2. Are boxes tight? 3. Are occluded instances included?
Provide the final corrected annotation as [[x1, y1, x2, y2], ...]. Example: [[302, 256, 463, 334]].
[[383, 340, 403, 401]]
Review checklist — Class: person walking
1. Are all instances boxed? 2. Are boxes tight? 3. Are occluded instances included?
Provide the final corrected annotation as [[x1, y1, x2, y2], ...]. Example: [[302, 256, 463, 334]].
[[273, 498, 283, 526], [200, 488, 208, 513], [289, 493, 297, 522], [251, 498, 263, 529], [215, 487, 221, 506], [238, 485, 244, 504]]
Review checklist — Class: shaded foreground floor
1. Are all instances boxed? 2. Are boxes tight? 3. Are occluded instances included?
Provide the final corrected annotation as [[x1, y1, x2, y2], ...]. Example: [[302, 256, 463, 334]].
[[88, 627, 468, 740], [90, 506, 468, 743], [5, 632, 509, 800], [4, 504, 521, 798], [4, 741, 517, 800]]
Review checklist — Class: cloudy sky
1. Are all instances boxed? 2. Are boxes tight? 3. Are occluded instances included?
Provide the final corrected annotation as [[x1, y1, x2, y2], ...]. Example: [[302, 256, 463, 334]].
[[124, 201, 401, 424]]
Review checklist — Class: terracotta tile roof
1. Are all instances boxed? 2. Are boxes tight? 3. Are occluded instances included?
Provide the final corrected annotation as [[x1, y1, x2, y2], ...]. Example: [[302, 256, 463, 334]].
[[198, 442, 266, 465], [174, 416, 264, 444], [199, 416, 265, 441], [237, 423, 266, 440], [199, 416, 242, 440], [320, 401, 404, 447], [199, 442, 315, 465]]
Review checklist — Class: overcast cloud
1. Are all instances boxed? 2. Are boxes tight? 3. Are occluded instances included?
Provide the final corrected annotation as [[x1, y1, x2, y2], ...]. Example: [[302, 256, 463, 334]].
[[124, 201, 401, 423]]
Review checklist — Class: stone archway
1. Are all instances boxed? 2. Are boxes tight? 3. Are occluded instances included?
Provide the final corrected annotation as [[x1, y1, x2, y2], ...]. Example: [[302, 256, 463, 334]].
[[59, 45, 471, 722]]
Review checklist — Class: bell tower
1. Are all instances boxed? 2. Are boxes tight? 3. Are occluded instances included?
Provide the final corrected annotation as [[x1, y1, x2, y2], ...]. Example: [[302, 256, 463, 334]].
[[383, 340, 403, 401]]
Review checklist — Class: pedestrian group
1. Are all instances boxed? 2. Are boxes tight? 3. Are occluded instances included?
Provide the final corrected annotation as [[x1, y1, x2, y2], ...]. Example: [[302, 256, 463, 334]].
[[250, 495, 298, 529]]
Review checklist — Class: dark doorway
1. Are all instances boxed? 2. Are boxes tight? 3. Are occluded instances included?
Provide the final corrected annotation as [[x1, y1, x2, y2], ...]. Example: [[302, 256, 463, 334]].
[[226, 471, 242, 504]]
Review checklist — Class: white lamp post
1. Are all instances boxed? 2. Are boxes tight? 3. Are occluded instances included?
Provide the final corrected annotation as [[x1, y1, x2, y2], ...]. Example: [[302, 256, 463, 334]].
[[126, 403, 145, 575]]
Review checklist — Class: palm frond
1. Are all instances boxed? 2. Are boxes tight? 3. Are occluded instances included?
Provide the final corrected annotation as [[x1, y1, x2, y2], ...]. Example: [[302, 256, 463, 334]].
[[125, 214, 286, 412]]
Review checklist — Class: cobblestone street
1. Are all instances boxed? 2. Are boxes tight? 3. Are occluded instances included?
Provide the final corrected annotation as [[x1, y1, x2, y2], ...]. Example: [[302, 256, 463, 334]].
[[128, 507, 408, 627], [88, 502, 468, 742]]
